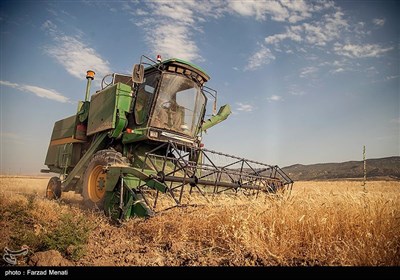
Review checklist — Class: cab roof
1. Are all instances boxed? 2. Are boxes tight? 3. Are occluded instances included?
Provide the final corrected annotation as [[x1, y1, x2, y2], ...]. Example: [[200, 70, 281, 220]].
[[161, 58, 210, 81], [144, 58, 210, 85]]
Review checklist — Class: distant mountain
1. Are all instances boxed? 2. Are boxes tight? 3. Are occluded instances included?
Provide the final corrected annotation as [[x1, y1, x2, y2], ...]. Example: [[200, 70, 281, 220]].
[[282, 156, 400, 181]]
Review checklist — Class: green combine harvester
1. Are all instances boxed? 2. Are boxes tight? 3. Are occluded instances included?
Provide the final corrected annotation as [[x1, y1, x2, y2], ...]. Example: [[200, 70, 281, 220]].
[[42, 55, 293, 221]]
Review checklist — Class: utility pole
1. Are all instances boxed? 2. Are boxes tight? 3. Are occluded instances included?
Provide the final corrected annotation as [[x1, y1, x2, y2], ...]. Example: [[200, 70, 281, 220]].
[[362, 145, 366, 191]]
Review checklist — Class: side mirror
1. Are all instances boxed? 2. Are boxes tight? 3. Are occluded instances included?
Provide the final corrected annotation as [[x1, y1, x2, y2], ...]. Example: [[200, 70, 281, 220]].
[[132, 64, 144, 84]]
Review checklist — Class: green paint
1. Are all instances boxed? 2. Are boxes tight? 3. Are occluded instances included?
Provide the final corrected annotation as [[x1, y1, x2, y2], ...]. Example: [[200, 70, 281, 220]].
[[105, 166, 167, 193], [161, 58, 210, 81], [109, 83, 132, 138], [200, 104, 231, 132], [86, 83, 132, 137], [122, 129, 148, 143], [61, 132, 108, 189], [49, 115, 76, 141], [84, 75, 93, 102], [103, 167, 158, 219], [77, 101, 90, 123], [42, 56, 258, 221]]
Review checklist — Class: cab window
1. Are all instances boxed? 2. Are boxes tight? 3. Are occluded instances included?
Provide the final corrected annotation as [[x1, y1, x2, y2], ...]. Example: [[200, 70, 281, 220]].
[[134, 73, 159, 125]]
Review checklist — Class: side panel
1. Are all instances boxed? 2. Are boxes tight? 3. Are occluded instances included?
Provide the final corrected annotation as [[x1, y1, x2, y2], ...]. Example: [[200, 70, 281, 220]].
[[45, 145, 59, 167], [109, 83, 132, 138], [56, 143, 82, 167], [45, 143, 82, 169], [86, 83, 132, 136], [87, 85, 117, 135], [45, 115, 83, 169], [50, 115, 76, 140]]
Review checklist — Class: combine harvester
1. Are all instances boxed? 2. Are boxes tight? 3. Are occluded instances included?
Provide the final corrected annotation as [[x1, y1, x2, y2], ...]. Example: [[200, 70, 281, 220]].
[[42, 55, 293, 221]]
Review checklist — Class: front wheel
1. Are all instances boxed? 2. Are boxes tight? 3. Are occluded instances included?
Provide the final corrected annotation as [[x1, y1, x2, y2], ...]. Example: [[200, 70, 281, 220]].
[[82, 149, 129, 209]]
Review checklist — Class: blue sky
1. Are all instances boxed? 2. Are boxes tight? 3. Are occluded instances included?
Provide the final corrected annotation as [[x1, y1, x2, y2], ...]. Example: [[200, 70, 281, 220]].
[[0, 0, 399, 174]]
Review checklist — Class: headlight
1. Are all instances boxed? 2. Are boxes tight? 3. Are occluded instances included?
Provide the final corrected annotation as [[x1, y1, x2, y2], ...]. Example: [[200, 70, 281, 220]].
[[149, 130, 159, 138]]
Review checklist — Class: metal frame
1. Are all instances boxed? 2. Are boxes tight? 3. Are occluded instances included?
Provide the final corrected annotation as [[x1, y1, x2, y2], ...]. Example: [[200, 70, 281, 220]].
[[132, 141, 293, 212]]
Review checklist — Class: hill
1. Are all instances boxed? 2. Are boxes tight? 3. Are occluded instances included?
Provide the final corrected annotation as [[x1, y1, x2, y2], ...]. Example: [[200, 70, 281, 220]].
[[282, 156, 400, 181]]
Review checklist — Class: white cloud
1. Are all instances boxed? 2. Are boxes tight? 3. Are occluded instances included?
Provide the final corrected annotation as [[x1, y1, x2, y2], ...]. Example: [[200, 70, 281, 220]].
[[265, 27, 302, 44], [145, 23, 201, 62], [229, 0, 288, 22], [373, 18, 385, 27], [127, 0, 392, 76], [267, 95, 284, 102], [245, 45, 275, 71], [331, 67, 345, 74], [129, 0, 337, 63], [175, 0, 226, 19], [0, 80, 18, 88], [229, 0, 330, 23], [281, 0, 311, 23], [236, 102, 254, 112], [320, 59, 354, 74], [265, 9, 348, 47], [0, 80, 69, 103], [288, 85, 305, 96], [299, 66, 318, 78], [135, 8, 148, 16], [385, 75, 399, 81], [134, 2, 201, 61], [131, 1, 225, 62], [23, 85, 69, 103], [229, 1, 259, 17], [42, 20, 111, 80], [128, 1, 347, 68], [334, 43, 393, 58], [353, 21, 370, 37], [263, 5, 394, 65], [41, 19, 57, 35], [153, 2, 195, 25], [333, 60, 345, 67], [302, 22, 329, 46]]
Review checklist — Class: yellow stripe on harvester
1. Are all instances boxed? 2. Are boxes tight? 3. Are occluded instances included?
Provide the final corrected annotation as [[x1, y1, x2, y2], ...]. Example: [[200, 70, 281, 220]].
[[50, 137, 85, 146]]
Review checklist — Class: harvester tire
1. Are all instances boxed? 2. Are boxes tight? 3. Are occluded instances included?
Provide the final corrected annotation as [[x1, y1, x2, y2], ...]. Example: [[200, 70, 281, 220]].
[[82, 149, 129, 209], [46, 177, 61, 200]]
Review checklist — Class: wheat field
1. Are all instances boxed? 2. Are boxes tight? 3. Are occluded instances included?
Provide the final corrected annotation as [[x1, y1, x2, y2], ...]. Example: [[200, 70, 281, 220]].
[[0, 176, 399, 266]]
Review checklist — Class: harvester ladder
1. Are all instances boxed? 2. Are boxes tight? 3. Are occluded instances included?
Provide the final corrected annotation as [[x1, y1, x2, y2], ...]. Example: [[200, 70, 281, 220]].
[[61, 143, 72, 180]]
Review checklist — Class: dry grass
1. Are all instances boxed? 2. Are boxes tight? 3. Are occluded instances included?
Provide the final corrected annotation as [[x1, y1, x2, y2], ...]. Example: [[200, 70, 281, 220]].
[[0, 176, 399, 266]]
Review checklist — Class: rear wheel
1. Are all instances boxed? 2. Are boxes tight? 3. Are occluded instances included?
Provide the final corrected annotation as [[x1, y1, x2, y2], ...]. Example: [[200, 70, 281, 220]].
[[82, 149, 129, 209], [46, 177, 61, 199]]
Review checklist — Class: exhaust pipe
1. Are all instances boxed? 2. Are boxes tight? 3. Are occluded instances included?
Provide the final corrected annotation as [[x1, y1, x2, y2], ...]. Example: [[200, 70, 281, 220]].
[[77, 70, 95, 124], [84, 70, 95, 102]]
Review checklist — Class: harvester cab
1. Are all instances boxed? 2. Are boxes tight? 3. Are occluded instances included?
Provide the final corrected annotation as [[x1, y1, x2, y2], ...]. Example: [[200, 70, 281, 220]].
[[42, 55, 293, 221]]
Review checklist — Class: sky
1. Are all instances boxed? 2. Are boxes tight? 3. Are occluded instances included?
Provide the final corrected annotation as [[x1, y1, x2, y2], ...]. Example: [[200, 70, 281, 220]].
[[0, 0, 399, 175]]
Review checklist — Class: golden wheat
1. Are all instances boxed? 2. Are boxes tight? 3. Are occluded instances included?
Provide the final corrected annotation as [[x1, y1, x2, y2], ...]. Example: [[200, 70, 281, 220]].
[[0, 177, 399, 266]]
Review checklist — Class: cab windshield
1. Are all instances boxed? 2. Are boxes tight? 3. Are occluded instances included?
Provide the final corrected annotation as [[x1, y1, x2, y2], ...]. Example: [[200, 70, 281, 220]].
[[151, 73, 206, 137]]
